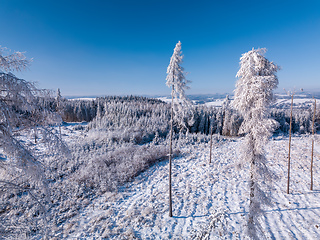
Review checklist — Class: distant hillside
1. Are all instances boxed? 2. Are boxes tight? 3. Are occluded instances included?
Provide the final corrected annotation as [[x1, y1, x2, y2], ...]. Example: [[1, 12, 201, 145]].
[[64, 92, 320, 109]]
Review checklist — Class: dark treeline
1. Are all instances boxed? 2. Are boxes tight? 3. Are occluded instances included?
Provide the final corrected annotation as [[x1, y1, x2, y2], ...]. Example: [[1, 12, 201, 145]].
[[50, 96, 319, 137]]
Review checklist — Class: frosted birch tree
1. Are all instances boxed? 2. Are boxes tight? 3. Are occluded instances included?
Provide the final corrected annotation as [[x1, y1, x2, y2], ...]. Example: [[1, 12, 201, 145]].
[[166, 41, 191, 217], [232, 48, 280, 239]]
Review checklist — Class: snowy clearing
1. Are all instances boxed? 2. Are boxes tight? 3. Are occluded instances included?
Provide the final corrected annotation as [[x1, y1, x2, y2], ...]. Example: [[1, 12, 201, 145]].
[[275, 98, 316, 106], [61, 133, 320, 239]]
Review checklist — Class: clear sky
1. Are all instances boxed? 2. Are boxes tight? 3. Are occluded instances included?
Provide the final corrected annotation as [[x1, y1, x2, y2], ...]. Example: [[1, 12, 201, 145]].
[[1, 0, 319, 96]]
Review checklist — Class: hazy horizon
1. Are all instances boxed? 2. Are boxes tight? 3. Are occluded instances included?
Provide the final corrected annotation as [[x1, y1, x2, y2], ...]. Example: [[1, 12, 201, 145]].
[[64, 89, 320, 99]]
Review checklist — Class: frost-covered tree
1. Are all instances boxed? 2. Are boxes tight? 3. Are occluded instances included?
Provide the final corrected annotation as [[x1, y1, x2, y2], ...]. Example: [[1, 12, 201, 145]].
[[0, 46, 63, 237], [166, 41, 191, 217], [209, 116, 215, 163], [222, 95, 232, 136], [232, 48, 280, 239], [166, 41, 191, 128], [222, 94, 230, 110], [56, 88, 63, 137]]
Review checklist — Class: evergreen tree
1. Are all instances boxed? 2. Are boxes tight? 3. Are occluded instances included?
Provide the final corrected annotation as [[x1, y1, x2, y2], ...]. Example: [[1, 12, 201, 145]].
[[166, 41, 191, 217], [232, 48, 280, 239], [166, 41, 191, 128]]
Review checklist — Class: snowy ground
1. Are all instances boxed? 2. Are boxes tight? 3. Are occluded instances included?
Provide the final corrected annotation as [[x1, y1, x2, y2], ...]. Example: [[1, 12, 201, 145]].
[[204, 99, 225, 107], [59, 132, 320, 239], [158, 96, 317, 108], [275, 98, 316, 107]]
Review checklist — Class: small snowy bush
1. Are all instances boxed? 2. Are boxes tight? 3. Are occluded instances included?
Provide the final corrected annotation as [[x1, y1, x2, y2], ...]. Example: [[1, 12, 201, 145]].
[[73, 141, 179, 194]]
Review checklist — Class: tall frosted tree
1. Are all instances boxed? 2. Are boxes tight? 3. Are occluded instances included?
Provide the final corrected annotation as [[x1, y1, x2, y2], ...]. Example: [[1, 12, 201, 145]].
[[232, 48, 280, 238], [166, 41, 191, 217]]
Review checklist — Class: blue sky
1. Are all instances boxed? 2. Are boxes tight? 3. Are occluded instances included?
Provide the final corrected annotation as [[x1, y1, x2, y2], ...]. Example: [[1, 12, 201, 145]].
[[1, 0, 319, 96]]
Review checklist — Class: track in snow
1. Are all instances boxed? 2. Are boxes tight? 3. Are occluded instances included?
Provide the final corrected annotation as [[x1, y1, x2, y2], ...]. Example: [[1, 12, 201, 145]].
[[66, 135, 320, 239]]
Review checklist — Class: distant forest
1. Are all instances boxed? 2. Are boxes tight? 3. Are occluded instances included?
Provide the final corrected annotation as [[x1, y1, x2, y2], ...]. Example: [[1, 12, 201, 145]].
[[50, 95, 319, 137]]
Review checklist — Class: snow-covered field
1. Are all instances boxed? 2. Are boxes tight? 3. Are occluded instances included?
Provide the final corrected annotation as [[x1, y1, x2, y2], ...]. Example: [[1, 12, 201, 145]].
[[157, 95, 318, 109], [56, 127, 320, 239], [275, 98, 316, 107], [204, 99, 226, 107], [203, 97, 317, 108]]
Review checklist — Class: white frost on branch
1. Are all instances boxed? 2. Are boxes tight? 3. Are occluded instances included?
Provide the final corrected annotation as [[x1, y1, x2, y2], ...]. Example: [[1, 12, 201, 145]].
[[232, 48, 280, 239], [166, 41, 192, 128], [233, 48, 280, 143], [0, 46, 65, 237], [0, 47, 31, 72]]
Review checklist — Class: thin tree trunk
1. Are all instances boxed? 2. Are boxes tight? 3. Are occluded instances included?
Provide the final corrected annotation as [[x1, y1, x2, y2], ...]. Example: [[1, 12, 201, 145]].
[[209, 121, 213, 164], [287, 94, 294, 194], [248, 174, 255, 225], [57, 98, 62, 139], [248, 135, 255, 225], [32, 110, 37, 144], [169, 86, 174, 217], [311, 98, 316, 190], [34, 126, 37, 144], [33, 126, 37, 144]]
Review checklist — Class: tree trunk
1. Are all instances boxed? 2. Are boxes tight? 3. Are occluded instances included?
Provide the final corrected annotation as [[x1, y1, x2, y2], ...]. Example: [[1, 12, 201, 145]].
[[209, 121, 213, 164], [57, 98, 62, 139], [169, 86, 174, 217], [287, 94, 294, 194], [34, 127, 37, 144], [32, 110, 37, 144], [248, 135, 255, 225], [311, 98, 316, 190]]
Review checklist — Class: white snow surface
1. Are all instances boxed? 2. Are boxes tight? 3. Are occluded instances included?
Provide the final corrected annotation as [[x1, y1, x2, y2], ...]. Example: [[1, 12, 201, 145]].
[[275, 98, 316, 105], [69, 97, 96, 101], [158, 96, 316, 108], [157, 97, 172, 103], [204, 99, 225, 107], [61, 132, 320, 239]]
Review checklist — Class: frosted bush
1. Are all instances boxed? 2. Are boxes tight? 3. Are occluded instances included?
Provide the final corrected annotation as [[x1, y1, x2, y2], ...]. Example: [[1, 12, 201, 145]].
[[72, 141, 177, 194]]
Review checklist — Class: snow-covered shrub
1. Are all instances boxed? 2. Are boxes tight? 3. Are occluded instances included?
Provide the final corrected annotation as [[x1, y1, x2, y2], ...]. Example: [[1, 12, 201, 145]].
[[74, 142, 178, 193], [190, 209, 230, 240]]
